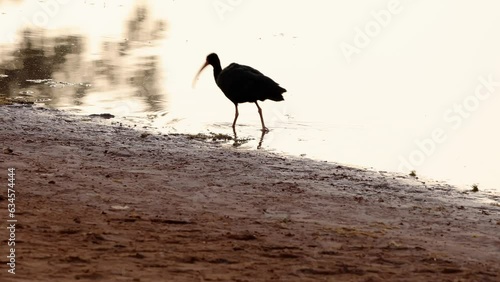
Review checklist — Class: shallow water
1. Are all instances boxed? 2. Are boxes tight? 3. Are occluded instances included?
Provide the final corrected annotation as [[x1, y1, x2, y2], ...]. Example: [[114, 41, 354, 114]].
[[1, 0, 499, 193]]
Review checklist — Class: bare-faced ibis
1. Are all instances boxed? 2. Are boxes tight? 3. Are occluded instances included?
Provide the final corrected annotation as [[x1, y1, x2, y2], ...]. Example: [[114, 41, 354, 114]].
[[193, 53, 286, 132]]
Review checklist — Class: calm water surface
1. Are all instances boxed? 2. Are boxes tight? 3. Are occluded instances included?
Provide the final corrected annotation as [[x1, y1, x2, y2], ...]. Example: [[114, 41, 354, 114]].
[[1, 0, 499, 193]]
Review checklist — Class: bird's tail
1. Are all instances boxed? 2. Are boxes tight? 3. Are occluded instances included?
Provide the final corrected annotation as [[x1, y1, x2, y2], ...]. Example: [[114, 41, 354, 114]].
[[266, 85, 286, 101]]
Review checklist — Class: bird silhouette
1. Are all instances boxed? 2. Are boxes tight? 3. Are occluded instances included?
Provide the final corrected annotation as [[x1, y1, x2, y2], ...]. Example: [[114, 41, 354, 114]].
[[193, 53, 286, 133]]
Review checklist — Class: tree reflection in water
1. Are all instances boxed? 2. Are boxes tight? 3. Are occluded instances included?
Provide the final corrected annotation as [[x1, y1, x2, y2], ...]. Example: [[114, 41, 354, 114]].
[[0, 4, 167, 114]]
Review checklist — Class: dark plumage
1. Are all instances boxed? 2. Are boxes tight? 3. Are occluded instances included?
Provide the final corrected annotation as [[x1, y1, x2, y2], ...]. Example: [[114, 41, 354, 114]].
[[193, 53, 286, 132]]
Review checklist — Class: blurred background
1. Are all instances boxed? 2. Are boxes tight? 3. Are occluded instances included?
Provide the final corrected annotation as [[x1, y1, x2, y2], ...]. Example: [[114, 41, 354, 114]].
[[0, 0, 499, 192]]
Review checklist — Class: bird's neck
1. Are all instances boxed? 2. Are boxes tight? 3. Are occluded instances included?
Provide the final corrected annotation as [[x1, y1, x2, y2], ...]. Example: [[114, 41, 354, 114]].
[[213, 64, 222, 80]]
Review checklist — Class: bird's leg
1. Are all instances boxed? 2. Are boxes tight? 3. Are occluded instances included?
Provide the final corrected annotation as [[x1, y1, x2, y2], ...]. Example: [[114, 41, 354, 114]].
[[232, 104, 239, 131], [255, 102, 269, 132], [233, 128, 238, 141]]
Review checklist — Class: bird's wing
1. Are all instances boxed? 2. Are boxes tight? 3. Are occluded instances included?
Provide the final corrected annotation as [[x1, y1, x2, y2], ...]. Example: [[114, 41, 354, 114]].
[[217, 63, 286, 103], [218, 63, 272, 91], [231, 63, 264, 76]]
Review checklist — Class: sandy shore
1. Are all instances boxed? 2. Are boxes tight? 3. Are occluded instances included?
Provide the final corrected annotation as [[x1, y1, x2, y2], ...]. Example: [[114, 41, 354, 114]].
[[0, 105, 499, 282]]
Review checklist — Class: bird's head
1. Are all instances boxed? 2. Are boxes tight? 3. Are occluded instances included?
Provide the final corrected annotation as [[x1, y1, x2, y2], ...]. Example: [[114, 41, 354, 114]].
[[205, 53, 220, 67], [192, 53, 220, 88]]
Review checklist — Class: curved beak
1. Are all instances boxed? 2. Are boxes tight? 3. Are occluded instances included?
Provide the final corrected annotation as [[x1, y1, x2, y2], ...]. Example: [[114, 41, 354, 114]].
[[192, 61, 209, 88]]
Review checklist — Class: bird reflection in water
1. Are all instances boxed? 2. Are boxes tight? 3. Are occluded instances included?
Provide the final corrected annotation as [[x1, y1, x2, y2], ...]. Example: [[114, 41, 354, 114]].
[[231, 129, 267, 149], [257, 130, 266, 149]]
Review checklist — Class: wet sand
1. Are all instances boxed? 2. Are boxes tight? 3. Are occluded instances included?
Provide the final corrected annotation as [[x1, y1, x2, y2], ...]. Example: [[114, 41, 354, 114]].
[[0, 105, 499, 281]]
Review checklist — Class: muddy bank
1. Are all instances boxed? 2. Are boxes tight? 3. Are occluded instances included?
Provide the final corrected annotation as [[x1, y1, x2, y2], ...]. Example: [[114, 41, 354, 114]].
[[0, 105, 499, 281]]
